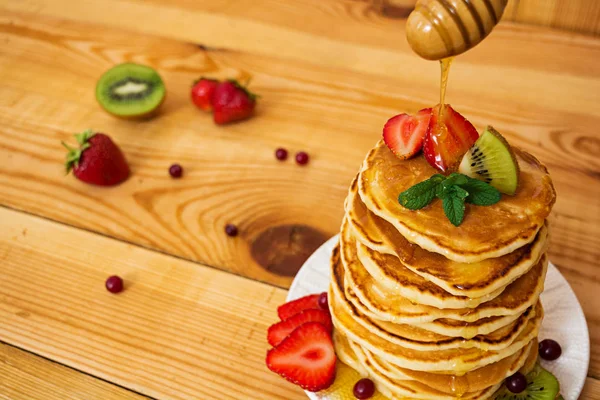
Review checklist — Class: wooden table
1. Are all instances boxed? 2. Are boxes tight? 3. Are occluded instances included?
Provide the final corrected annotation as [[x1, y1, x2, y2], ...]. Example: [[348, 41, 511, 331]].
[[0, 1, 598, 399]]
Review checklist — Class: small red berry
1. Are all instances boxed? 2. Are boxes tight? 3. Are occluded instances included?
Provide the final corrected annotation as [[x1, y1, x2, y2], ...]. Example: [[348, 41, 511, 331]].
[[275, 148, 288, 161], [225, 224, 238, 237], [353, 378, 375, 399], [169, 164, 183, 178], [539, 339, 562, 361], [505, 372, 527, 394], [295, 151, 309, 165], [318, 292, 328, 310], [105, 276, 124, 294]]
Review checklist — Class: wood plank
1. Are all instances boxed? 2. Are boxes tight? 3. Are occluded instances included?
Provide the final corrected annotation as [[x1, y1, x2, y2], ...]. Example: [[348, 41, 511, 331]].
[[0, 11, 599, 291], [0, 207, 304, 400], [2, 1, 600, 93], [582, 377, 600, 400], [0, 209, 597, 399], [0, 4, 596, 399], [0, 342, 149, 400], [505, 0, 600, 36], [358, 0, 600, 36]]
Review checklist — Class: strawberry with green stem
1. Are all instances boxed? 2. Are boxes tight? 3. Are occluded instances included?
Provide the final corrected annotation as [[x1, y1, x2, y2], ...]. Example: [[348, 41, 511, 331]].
[[212, 79, 258, 124], [63, 130, 130, 186]]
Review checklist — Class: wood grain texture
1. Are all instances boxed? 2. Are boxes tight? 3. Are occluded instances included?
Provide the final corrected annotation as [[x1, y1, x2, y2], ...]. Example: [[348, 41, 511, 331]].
[[0, 209, 597, 399], [0, 9, 599, 288], [0, 207, 304, 400], [3, 1, 600, 89], [505, 0, 600, 36], [582, 377, 600, 399], [0, 343, 149, 400], [0, 3, 598, 397]]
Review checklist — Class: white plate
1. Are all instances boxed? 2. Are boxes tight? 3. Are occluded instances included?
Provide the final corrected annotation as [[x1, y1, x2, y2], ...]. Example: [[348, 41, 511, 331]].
[[287, 235, 590, 400]]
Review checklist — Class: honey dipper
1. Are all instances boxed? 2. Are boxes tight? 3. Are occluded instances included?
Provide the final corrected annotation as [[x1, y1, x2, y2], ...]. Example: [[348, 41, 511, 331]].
[[406, 0, 508, 60]]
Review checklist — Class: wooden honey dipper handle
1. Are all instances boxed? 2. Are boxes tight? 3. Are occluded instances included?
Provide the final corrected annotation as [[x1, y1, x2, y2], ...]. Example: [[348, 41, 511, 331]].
[[406, 0, 508, 60]]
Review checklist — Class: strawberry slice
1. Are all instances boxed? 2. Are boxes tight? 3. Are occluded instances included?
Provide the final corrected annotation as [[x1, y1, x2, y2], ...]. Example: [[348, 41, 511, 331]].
[[277, 294, 323, 320], [268, 309, 332, 347], [423, 104, 479, 173], [382, 108, 432, 160], [266, 322, 336, 392]]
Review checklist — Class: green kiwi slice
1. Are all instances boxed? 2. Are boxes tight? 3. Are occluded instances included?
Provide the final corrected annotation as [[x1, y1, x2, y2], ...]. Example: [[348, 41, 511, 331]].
[[96, 63, 166, 118], [458, 126, 520, 195], [494, 365, 560, 400]]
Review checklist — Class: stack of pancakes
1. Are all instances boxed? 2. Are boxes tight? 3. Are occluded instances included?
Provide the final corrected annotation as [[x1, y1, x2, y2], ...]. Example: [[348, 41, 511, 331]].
[[329, 140, 556, 399]]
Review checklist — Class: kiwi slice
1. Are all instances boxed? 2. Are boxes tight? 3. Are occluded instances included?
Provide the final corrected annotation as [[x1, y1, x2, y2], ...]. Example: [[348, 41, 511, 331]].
[[494, 365, 560, 400], [458, 126, 520, 195], [96, 63, 166, 118]]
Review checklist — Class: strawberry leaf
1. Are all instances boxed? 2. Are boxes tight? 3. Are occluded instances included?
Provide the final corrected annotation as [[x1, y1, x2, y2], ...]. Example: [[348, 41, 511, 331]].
[[64, 130, 94, 174], [75, 129, 95, 146], [227, 79, 259, 101]]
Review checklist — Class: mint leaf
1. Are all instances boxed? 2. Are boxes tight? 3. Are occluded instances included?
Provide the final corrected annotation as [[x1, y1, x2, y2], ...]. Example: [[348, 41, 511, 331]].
[[438, 174, 469, 199], [460, 177, 501, 206], [445, 173, 469, 186], [442, 187, 466, 227], [398, 175, 444, 210], [398, 172, 501, 226], [451, 185, 469, 200]]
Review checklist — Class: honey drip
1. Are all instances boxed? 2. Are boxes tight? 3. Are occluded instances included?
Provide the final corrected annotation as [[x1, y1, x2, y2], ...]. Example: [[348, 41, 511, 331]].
[[449, 374, 470, 397], [432, 56, 454, 150], [439, 56, 454, 115]]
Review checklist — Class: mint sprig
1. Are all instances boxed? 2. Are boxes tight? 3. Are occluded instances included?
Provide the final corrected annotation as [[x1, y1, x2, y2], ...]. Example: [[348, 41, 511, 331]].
[[398, 173, 501, 226], [460, 178, 501, 206], [398, 174, 444, 210]]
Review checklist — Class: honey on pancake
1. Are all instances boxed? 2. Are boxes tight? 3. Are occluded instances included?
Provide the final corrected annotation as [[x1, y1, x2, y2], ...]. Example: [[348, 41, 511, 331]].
[[450, 374, 470, 397]]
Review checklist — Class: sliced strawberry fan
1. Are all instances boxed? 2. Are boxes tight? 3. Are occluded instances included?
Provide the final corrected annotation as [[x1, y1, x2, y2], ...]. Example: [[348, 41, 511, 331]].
[[277, 293, 323, 320], [268, 309, 332, 347], [266, 293, 336, 392], [266, 322, 337, 392]]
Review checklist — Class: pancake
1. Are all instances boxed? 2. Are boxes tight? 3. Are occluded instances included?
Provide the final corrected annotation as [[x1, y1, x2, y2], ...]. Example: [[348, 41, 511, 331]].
[[334, 331, 399, 400], [340, 219, 505, 309], [358, 140, 555, 263], [356, 236, 506, 309], [347, 336, 502, 400], [341, 239, 547, 325], [335, 330, 538, 400], [330, 278, 544, 373], [363, 339, 537, 395], [331, 248, 537, 350], [345, 282, 525, 338], [335, 330, 501, 400], [346, 177, 549, 298]]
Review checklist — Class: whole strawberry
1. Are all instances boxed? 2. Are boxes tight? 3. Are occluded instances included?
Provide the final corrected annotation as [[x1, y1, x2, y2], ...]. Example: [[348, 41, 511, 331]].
[[212, 80, 257, 124], [191, 77, 219, 111], [62, 130, 130, 186]]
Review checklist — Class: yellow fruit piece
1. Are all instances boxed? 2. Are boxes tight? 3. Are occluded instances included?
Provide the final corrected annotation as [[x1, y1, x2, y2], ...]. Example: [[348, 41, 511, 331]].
[[312, 362, 388, 400]]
